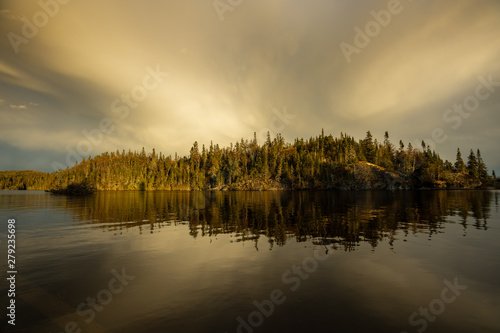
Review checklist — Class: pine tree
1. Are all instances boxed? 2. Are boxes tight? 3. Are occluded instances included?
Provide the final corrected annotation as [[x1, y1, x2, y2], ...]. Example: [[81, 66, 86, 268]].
[[476, 149, 488, 180], [362, 131, 375, 163], [380, 131, 394, 170], [407, 142, 416, 172], [467, 149, 478, 179], [190, 141, 200, 170], [201, 144, 207, 169], [265, 131, 272, 148], [252, 132, 258, 147], [454, 148, 466, 173]]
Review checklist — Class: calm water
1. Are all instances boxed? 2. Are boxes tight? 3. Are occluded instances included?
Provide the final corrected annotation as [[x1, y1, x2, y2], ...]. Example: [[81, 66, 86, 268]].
[[1, 190, 500, 333]]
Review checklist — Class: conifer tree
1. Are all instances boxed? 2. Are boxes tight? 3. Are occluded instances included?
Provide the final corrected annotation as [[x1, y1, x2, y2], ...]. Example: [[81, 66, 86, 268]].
[[455, 148, 466, 173], [362, 131, 375, 163], [476, 149, 488, 180], [467, 149, 478, 179]]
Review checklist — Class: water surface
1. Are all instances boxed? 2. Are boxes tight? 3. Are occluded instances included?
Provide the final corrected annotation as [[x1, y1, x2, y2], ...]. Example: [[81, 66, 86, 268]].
[[1, 190, 499, 333]]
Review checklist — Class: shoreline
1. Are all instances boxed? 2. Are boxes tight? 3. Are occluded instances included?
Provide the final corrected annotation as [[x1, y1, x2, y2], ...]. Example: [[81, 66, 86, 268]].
[[2, 187, 498, 192]]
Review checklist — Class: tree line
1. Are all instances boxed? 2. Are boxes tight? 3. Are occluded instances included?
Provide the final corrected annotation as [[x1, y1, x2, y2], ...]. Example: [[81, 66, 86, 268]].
[[0, 130, 497, 190]]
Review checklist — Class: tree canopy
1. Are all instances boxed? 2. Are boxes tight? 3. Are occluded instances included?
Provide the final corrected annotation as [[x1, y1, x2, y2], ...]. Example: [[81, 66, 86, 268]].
[[0, 130, 496, 190]]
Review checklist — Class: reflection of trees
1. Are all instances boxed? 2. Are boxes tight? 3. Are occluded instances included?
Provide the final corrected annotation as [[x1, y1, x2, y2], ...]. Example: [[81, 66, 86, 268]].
[[65, 190, 495, 251]]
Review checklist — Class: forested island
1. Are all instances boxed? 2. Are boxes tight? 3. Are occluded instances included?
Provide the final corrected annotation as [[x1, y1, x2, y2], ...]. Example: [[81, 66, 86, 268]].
[[1, 130, 498, 191]]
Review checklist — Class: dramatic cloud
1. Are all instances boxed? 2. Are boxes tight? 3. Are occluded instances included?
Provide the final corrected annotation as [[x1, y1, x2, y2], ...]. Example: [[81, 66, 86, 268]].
[[0, 0, 499, 172]]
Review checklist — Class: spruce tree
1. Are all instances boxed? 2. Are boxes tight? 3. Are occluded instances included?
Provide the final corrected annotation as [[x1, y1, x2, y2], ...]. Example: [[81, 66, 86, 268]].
[[454, 148, 465, 173], [362, 131, 375, 163], [467, 149, 478, 179], [476, 149, 488, 180], [384, 131, 390, 149]]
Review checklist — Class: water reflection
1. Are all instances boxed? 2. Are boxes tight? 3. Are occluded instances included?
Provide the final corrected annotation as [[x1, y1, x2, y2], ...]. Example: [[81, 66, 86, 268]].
[[61, 190, 495, 251], [1, 190, 499, 333]]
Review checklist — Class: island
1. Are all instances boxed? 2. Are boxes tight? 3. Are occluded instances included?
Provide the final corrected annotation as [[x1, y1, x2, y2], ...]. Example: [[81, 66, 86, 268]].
[[1, 130, 498, 191]]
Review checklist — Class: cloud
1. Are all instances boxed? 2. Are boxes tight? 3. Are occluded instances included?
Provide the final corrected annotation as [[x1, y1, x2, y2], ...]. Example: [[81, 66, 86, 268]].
[[0, 0, 499, 173], [10, 104, 26, 109]]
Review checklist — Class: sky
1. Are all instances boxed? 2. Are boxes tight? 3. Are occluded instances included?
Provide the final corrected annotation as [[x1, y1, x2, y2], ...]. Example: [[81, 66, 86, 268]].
[[0, 0, 499, 173]]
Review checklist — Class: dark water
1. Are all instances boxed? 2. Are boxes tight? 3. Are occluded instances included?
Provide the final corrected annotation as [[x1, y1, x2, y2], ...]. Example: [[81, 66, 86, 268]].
[[1, 190, 499, 333]]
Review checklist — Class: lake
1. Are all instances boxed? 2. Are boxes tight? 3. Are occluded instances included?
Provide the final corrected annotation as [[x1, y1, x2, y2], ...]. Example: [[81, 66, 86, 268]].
[[1, 190, 499, 333]]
